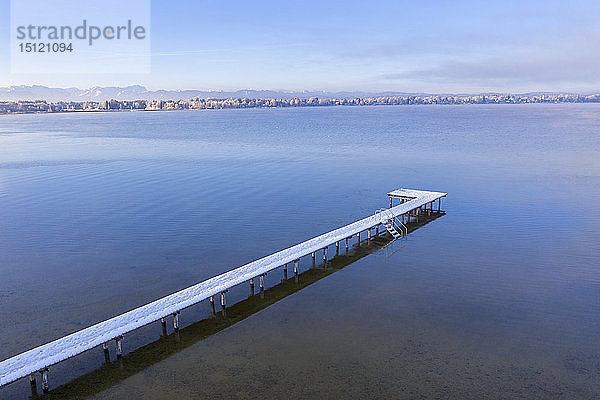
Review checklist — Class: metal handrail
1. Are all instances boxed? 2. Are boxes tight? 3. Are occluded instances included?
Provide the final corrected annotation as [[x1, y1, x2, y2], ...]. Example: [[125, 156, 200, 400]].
[[393, 216, 408, 237], [375, 209, 406, 239]]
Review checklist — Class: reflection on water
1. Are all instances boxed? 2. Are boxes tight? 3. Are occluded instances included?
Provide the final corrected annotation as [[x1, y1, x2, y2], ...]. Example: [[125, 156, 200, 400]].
[[36, 214, 444, 399], [1, 105, 599, 399], [39, 214, 439, 400]]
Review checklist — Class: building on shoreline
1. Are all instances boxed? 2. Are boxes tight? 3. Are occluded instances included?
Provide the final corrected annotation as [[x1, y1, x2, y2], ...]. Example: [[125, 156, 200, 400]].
[[1, 93, 599, 115]]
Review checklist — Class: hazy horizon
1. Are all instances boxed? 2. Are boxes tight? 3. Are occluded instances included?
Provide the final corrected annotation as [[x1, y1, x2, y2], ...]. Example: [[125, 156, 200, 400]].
[[2, 83, 599, 95]]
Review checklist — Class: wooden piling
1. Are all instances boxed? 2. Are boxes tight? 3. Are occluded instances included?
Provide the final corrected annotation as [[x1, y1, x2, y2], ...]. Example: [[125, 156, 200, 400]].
[[259, 275, 265, 298], [115, 336, 123, 360], [103, 342, 110, 363], [210, 296, 216, 317], [40, 368, 48, 394], [160, 317, 167, 337], [294, 259, 299, 283], [173, 311, 180, 331], [221, 292, 226, 317], [29, 374, 37, 397]]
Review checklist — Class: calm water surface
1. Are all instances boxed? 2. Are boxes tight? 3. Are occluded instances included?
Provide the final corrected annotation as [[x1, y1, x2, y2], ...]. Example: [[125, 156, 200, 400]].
[[0, 105, 599, 399]]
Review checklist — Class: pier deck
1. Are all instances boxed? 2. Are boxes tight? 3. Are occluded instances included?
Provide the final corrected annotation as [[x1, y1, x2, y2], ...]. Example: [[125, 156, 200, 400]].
[[0, 188, 446, 389]]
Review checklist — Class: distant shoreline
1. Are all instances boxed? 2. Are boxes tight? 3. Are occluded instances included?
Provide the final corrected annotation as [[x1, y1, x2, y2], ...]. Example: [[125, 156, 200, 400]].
[[1, 93, 599, 115]]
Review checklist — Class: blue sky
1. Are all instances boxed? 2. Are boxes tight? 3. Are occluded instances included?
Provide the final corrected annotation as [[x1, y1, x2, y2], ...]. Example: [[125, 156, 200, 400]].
[[1, 0, 599, 92]]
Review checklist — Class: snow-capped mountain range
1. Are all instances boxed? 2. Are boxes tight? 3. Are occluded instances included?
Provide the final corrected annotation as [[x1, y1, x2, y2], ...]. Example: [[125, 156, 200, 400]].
[[0, 85, 420, 102]]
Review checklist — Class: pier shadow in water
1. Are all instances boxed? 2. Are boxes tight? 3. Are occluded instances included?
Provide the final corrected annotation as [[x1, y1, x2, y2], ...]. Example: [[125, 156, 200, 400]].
[[35, 212, 444, 400]]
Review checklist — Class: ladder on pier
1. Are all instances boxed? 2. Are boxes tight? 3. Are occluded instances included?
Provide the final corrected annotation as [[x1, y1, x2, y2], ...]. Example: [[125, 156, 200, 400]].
[[375, 209, 406, 241], [383, 218, 403, 240]]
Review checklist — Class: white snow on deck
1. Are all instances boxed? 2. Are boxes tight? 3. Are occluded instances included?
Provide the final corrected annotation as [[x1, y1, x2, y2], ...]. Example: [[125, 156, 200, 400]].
[[0, 188, 446, 387], [388, 188, 447, 200]]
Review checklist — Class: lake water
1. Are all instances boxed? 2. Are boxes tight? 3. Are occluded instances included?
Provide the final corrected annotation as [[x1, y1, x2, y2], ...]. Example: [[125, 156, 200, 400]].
[[0, 104, 599, 399]]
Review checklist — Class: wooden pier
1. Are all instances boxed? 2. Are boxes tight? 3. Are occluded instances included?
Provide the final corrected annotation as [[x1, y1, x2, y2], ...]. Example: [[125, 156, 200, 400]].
[[0, 188, 446, 393]]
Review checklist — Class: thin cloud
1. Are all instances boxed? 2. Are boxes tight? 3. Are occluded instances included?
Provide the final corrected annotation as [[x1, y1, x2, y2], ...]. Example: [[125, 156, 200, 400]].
[[380, 29, 600, 90], [385, 51, 600, 85]]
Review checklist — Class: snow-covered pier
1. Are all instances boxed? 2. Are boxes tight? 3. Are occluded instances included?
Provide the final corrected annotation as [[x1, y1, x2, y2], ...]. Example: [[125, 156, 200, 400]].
[[0, 188, 446, 395]]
